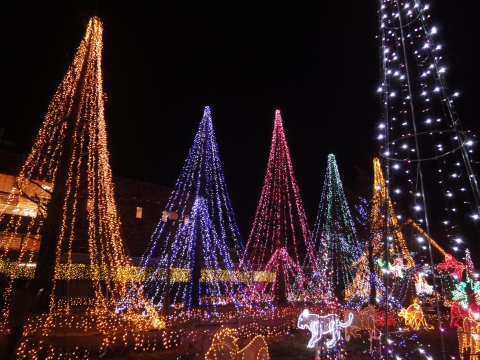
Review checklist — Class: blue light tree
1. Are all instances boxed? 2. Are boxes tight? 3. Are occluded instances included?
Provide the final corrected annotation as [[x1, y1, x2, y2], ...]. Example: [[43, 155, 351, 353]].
[[140, 106, 246, 314]]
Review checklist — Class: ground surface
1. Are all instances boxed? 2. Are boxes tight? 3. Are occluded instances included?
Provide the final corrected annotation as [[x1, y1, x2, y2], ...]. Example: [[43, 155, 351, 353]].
[[0, 324, 467, 359], [44, 328, 460, 359]]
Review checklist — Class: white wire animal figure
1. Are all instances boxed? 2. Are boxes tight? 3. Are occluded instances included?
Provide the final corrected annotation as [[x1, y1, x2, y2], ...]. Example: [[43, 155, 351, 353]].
[[298, 309, 353, 348]]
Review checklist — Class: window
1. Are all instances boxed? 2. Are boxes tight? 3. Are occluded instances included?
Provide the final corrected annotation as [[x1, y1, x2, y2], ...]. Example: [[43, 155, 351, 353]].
[[0, 173, 51, 217], [136, 207, 143, 218]]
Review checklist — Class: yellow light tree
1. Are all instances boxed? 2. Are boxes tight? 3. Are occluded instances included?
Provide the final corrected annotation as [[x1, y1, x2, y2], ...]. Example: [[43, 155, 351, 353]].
[[345, 158, 415, 304], [370, 158, 415, 268]]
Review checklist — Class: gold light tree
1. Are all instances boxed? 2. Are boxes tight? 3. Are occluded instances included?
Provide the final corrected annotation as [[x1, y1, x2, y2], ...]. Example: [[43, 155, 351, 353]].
[[0, 17, 132, 319], [345, 158, 415, 304], [369, 158, 415, 268]]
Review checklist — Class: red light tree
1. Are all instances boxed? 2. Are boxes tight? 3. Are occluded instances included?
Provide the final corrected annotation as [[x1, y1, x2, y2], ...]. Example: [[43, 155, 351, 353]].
[[241, 110, 314, 303]]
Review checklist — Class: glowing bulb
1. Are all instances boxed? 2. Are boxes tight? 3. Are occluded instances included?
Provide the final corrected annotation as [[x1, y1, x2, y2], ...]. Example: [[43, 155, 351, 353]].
[[430, 27, 437, 34], [439, 67, 446, 73]]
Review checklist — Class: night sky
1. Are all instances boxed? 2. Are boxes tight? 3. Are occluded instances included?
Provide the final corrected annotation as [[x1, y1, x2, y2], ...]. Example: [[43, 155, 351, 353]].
[[1, 1, 479, 245]]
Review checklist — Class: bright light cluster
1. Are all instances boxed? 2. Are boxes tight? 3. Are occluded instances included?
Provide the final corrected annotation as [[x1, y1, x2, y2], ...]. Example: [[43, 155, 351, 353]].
[[0, 17, 165, 354], [205, 327, 270, 360], [399, 299, 433, 330], [377, 5, 480, 355], [310, 154, 363, 300], [345, 158, 414, 305], [137, 106, 247, 313], [241, 110, 313, 303], [0, 16, 128, 309], [378, 0, 480, 265]]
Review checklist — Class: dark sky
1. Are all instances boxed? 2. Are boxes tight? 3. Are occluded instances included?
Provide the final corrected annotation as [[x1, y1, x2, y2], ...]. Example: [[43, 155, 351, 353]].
[[1, 1, 479, 243]]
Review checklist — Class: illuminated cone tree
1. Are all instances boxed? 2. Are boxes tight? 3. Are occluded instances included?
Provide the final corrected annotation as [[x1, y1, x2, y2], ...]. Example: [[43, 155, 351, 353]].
[[241, 110, 314, 303], [140, 106, 246, 313], [376, 1, 480, 355], [310, 154, 364, 301], [0, 17, 130, 314], [377, 0, 480, 259], [345, 158, 415, 306]]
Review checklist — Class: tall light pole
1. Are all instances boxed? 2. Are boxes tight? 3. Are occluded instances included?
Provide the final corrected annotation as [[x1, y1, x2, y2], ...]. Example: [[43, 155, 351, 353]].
[[160, 211, 189, 317], [161, 211, 177, 317]]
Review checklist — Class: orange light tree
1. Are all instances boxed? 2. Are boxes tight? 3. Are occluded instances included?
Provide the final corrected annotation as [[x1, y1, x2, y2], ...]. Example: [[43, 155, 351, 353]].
[[0, 17, 130, 317], [345, 158, 415, 306]]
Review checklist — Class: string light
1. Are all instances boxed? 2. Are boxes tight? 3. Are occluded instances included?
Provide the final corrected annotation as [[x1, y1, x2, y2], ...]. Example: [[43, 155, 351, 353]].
[[241, 110, 313, 304], [309, 154, 363, 302], [205, 327, 270, 360], [136, 106, 248, 314], [398, 298, 433, 330], [345, 158, 413, 306], [0, 17, 163, 357], [297, 309, 353, 348]]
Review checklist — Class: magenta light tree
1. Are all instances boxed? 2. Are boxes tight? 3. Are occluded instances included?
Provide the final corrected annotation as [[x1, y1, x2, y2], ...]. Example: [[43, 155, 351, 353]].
[[241, 110, 315, 303]]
